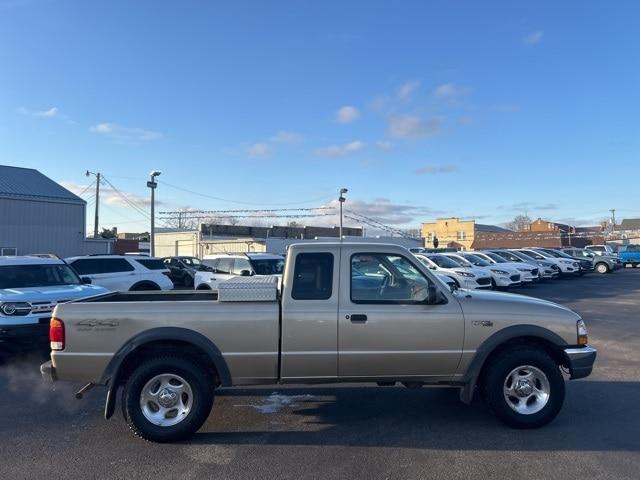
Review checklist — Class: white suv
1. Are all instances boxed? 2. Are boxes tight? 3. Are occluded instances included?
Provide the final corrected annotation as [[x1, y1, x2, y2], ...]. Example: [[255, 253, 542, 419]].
[[0, 256, 108, 351], [66, 255, 173, 291], [414, 253, 493, 289], [195, 253, 285, 290]]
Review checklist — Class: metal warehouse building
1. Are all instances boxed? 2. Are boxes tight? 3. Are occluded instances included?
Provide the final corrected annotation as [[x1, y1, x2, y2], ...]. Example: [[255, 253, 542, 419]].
[[0, 165, 110, 257]]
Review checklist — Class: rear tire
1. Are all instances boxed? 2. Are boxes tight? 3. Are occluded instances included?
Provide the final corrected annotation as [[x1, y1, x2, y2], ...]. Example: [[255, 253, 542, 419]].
[[482, 347, 565, 429], [122, 356, 214, 442]]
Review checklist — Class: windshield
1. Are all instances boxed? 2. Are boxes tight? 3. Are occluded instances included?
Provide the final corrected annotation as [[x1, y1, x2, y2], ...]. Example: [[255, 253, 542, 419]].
[[446, 255, 473, 267], [482, 252, 507, 263], [493, 251, 523, 262], [181, 257, 202, 266], [250, 258, 285, 275], [428, 255, 462, 269], [520, 250, 545, 260], [511, 251, 537, 262], [539, 249, 562, 258], [0, 264, 81, 289], [462, 254, 490, 267]]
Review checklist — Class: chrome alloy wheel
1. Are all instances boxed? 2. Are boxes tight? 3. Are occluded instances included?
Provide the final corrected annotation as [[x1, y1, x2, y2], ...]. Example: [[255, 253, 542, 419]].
[[140, 374, 193, 427], [503, 365, 550, 415]]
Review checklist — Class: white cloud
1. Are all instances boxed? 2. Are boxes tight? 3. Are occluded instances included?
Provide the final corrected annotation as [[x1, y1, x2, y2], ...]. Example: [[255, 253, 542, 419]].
[[324, 197, 443, 226], [375, 140, 393, 151], [414, 164, 457, 175], [90, 122, 162, 142], [396, 80, 421, 100], [388, 114, 441, 138], [59, 181, 160, 208], [524, 30, 543, 46], [315, 140, 366, 158], [247, 142, 271, 158], [270, 131, 304, 144], [336, 105, 360, 124], [18, 106, 60, 118], [433, 83, 471, 98]]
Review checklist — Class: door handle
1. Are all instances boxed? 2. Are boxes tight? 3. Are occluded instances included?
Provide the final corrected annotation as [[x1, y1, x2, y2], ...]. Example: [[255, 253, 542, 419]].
[[348, 314, 368, 323]]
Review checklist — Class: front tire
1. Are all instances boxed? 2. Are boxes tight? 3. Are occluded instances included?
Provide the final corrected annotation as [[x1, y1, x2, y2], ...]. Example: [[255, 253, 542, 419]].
[[122, 356, 214, 442], [595, 262, 609, 274], [482, 348, 565, 429]]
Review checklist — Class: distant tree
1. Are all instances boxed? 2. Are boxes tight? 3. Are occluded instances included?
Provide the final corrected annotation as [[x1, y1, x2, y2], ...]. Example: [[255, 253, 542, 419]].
[[287, 221, 302, 228], [99, 227, 117, 239], [505, 214, 532, 231]]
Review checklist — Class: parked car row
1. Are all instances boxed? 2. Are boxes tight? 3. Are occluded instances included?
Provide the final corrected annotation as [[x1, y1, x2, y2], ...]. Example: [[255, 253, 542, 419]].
[[410, 246, 621, 291]]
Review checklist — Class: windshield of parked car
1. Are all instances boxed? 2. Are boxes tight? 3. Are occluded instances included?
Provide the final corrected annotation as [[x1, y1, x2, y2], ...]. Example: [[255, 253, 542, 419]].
[[250, 258, 285, 275], [539, 249, 562, 258], [482, 252, 507, 263], [0, 264, 82, 289], [493, 251, 523, 262], [181, 257, 202, 267], [520, 250, 545, 260], [445, 255, 473, 267], [462, 254, 490, 266], [512, 251, 538, 262], [427, 255, 461, 269]]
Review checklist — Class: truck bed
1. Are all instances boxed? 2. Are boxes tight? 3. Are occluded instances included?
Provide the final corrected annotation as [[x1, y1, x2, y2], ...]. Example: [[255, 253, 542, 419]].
[[83, 291, 219, 303]]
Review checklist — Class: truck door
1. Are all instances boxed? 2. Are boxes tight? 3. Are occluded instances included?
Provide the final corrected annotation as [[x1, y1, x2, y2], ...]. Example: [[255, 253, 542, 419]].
[[280, 250, 340, 381], [337, 249, 465, 380]]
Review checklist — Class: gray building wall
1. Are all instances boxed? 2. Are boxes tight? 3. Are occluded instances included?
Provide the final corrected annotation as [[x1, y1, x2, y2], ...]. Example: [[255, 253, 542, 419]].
[[0, 197, 96, 257]]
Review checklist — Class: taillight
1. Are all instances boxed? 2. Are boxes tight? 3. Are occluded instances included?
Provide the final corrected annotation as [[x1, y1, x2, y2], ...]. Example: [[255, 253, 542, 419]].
[[50, 317, 65, 351]]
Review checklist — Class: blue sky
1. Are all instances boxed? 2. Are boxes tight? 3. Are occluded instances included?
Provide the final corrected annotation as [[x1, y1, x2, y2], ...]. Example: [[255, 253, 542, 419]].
[[1, 1, 638, 233]]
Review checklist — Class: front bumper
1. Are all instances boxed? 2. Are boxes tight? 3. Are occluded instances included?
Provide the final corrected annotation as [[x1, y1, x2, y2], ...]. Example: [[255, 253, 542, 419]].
[[40, 360, 57, 382], [564, 345, 597, 379], [0, 321, 49, 351]]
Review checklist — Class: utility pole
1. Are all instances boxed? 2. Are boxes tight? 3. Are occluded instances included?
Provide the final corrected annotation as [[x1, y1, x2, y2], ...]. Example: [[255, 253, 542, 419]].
[[148, 171, 162, 256], [338, 188, 348, 241], [85, 171, 101, 238], [610, 209, 616, 228]]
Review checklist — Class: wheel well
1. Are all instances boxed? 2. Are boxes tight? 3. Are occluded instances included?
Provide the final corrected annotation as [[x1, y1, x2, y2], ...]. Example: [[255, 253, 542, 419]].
[[476, 336, 567, 387], [196, 284, 212, 290], [114, 339, 220, 388], [129, 281, 161, 291]]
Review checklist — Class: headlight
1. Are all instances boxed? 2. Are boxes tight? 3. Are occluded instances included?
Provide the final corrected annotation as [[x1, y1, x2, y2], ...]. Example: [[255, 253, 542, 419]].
[[455, 271, 475, 277], [491, 269, 509, 275], [560, 260, 573, 264], [0, 302, 32, 316], [577, 319, 588, 345]]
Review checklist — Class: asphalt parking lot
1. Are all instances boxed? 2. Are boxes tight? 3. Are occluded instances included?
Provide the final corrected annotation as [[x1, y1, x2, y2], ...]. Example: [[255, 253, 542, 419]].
[[1, 270, 639, 480]]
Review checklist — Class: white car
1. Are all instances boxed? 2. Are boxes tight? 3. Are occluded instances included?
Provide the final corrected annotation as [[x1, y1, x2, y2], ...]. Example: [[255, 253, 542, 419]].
[[414, 253, 492, 289], [523, 248, 581, 275], [195, 253, 285, 290], [467, 251, 539, 282], [66, 255, 174, 291], [0, 256, 108, 351], [443, 252, 522, 288], [485, 250, 558, 279]]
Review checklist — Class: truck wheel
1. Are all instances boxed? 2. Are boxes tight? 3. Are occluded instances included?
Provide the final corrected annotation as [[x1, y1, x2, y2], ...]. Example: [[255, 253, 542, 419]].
[[482, 348, 565, 429], [122, 356, 214, 442], [595, 262, 609, 274]]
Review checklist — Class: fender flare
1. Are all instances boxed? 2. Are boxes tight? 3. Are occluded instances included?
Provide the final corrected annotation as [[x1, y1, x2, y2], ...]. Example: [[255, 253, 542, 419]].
[[102, 327, 232, 419], [459, 324, 568, 404]]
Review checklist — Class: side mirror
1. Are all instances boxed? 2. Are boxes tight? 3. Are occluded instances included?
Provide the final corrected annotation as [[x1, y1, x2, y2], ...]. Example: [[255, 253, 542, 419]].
[[240, 270, 252, 277], [81, 277, 92, 284]]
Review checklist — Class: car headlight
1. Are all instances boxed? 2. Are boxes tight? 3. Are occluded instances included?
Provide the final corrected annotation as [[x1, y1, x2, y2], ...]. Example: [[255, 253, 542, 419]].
[[577, 319, 588, 345], [455, 271, 475, 277], [0, 302, 32, 316], [560, 260, 572, 264], [490, 269, 509, 275]]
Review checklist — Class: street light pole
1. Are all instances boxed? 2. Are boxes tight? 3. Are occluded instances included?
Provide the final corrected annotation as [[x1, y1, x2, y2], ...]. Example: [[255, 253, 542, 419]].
[[338, 188, 348, 241], [147, 171, 162, 256]]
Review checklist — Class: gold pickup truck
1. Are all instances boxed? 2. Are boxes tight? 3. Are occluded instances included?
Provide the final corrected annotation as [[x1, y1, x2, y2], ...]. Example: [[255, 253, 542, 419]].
[[41, 242, 596, 443]]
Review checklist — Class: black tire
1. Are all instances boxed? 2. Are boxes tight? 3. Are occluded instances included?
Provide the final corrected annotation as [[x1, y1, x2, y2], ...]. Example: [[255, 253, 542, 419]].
[[122, 355, 214, 442], [482, 347, 565, 429]]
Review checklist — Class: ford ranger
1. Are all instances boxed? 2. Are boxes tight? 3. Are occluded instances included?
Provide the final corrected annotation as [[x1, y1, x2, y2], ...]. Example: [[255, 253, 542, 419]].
[[40, 243, 596, 442]]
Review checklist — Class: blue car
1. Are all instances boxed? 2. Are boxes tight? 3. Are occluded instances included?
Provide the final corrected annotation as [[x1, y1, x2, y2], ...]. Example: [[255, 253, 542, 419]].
[[618, 245, 640, 268]]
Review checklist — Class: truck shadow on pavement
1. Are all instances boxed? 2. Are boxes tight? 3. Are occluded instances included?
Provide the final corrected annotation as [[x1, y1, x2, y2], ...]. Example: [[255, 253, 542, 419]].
[[191, 382, 640, 451]]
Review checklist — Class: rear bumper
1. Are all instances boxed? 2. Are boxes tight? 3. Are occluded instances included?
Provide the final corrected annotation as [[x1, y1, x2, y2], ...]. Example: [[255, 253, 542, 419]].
[[40, 360, 57, 382], [564, 346, 597, 379]]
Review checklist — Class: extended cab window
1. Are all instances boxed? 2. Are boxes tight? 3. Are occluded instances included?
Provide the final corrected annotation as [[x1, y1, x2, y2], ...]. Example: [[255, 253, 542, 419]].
[[292, 253, 333, 300], [351, 253, 432, 304]]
